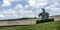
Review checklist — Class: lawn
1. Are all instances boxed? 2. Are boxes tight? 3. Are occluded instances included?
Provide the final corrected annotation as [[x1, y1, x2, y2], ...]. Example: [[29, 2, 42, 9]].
[[0, 21, 60, 30]]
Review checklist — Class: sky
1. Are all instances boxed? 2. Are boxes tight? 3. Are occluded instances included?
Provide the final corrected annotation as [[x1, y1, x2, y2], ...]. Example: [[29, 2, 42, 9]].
[[0, 0, 60, 19]]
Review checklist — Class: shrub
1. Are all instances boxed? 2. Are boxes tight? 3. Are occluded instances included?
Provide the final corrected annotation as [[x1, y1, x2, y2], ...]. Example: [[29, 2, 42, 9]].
[[36, 18, 54, 24]]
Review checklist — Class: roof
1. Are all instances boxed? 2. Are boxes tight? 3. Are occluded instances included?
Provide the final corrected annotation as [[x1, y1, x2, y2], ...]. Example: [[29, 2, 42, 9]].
[[0, 17, 37, 21]]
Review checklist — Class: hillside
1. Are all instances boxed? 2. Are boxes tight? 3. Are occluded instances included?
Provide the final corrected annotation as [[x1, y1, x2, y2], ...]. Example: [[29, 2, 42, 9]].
[[0, 21, 60, 30]]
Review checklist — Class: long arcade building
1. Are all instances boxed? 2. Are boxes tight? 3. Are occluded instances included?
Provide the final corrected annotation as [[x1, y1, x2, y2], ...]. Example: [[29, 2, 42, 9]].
[[0, 15, 60, 26]]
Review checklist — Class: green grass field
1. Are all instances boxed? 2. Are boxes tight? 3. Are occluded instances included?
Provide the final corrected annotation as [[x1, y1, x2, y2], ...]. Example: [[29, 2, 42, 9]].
[[0, 21, 60, 30]]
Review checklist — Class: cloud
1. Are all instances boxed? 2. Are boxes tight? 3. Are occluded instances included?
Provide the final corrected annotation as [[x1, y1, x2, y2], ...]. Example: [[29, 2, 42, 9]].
[[49, 7, 60, 16], [24, 5, 29, 8], [24, 11, 35, 17], [2, 0, 44, 18], [28, 0, 48, 8], [11, 0, 22, 2], [2, 0, 11, 7], [0, 4, 36, 19], [0, 14, 5, 17], [36, 8, 42, 13], [46, 2, 59, 9], [13, 4, 35, 17], [1, 0, 60, 19], [26, 0, 49, 16], [2, 9, 16, 15], [45, 2, 59, 16], [2, 0, 23, 7], [14, 4, 23, 10]]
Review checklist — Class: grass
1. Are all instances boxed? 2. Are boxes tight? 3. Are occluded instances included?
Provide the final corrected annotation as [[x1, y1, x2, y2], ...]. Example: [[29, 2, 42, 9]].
[[0, 21, 60, 30]]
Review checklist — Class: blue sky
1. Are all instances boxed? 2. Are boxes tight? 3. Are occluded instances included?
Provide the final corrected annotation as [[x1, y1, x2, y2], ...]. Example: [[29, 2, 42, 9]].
[[0, 0, 60, 19]]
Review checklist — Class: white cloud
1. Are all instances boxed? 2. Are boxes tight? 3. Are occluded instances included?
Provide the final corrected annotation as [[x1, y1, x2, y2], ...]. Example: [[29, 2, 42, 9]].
[[45, 2, 59, 16], [49, 7, 60, 16], [47, 7, 60, 16], [28, 0, 48, 8], [2, 0, 22, 7], [1, 0, 60, 19], [0, 4, 36, 19], [24, 5, 29, 8], [0, 14, 5, 17], [11, 0, 22, 2], [36, 8, 42, 13], [23, 11, 35, 17], [28, 0, 36, 6], [46, 2, 59, 9], [3, 9, 16, 14], [2, 0, 11, 7], [14, 4, 35, 17], [50, 7, 60, 12], [14, 4, 23, 10]]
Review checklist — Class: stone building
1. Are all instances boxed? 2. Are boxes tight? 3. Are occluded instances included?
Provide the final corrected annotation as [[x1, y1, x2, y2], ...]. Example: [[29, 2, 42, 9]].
[[0, 15, 60, 26], [49, 15, 60, 21], [0, 18, 38, 26]]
